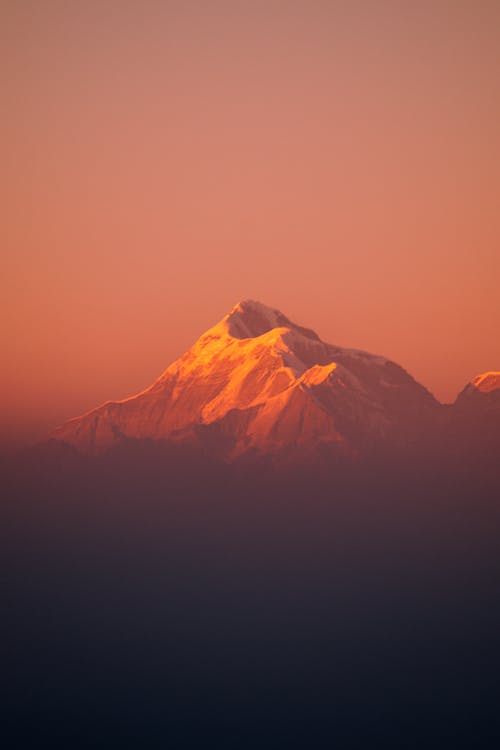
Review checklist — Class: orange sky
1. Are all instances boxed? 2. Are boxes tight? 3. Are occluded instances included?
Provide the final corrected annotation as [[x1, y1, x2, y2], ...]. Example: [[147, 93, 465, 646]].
[[2, 0, 500, 448]]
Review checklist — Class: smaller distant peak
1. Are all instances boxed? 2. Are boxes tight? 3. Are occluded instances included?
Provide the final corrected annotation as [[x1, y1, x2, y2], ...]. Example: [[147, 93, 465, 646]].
[[470, 371, 500, 394]]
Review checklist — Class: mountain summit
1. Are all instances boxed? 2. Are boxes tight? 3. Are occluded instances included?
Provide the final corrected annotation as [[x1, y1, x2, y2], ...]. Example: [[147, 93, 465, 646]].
[[52, 301, 441, 460]]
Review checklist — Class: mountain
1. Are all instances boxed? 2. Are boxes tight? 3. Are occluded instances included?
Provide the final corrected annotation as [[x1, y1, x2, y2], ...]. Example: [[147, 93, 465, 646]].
[[444, 371, 500, 458], [51, 300, 442, 461], [454, 372, 500, 412]]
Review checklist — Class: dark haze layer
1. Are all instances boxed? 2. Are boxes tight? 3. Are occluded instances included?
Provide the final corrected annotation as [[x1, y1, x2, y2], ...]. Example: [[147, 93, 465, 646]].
[[3, 440, 500, 746]]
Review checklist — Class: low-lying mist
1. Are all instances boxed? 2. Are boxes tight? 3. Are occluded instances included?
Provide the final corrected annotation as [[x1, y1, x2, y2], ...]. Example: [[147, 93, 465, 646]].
[[3, 441, 500, 745]]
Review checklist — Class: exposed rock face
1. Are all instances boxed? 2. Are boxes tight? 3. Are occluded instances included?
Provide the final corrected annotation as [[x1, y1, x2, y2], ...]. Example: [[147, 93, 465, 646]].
[[51, 300, 441, 460]]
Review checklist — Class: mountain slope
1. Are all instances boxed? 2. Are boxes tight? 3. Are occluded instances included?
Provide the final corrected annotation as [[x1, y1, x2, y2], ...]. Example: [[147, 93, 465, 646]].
[[51, 300, 440, 459]]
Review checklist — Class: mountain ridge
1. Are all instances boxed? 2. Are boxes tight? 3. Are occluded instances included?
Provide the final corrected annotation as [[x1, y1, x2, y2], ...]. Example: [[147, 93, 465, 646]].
[[50, 301, 498, 460]]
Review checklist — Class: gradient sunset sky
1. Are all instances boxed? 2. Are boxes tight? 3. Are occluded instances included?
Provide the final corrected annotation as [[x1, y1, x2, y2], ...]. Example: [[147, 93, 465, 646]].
[[2, 0, 500, 448]]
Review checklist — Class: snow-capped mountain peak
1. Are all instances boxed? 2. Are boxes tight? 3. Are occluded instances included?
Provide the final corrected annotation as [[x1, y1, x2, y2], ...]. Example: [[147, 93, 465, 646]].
[[204, 299, 321, 343], [50, 301, 441, 458]]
